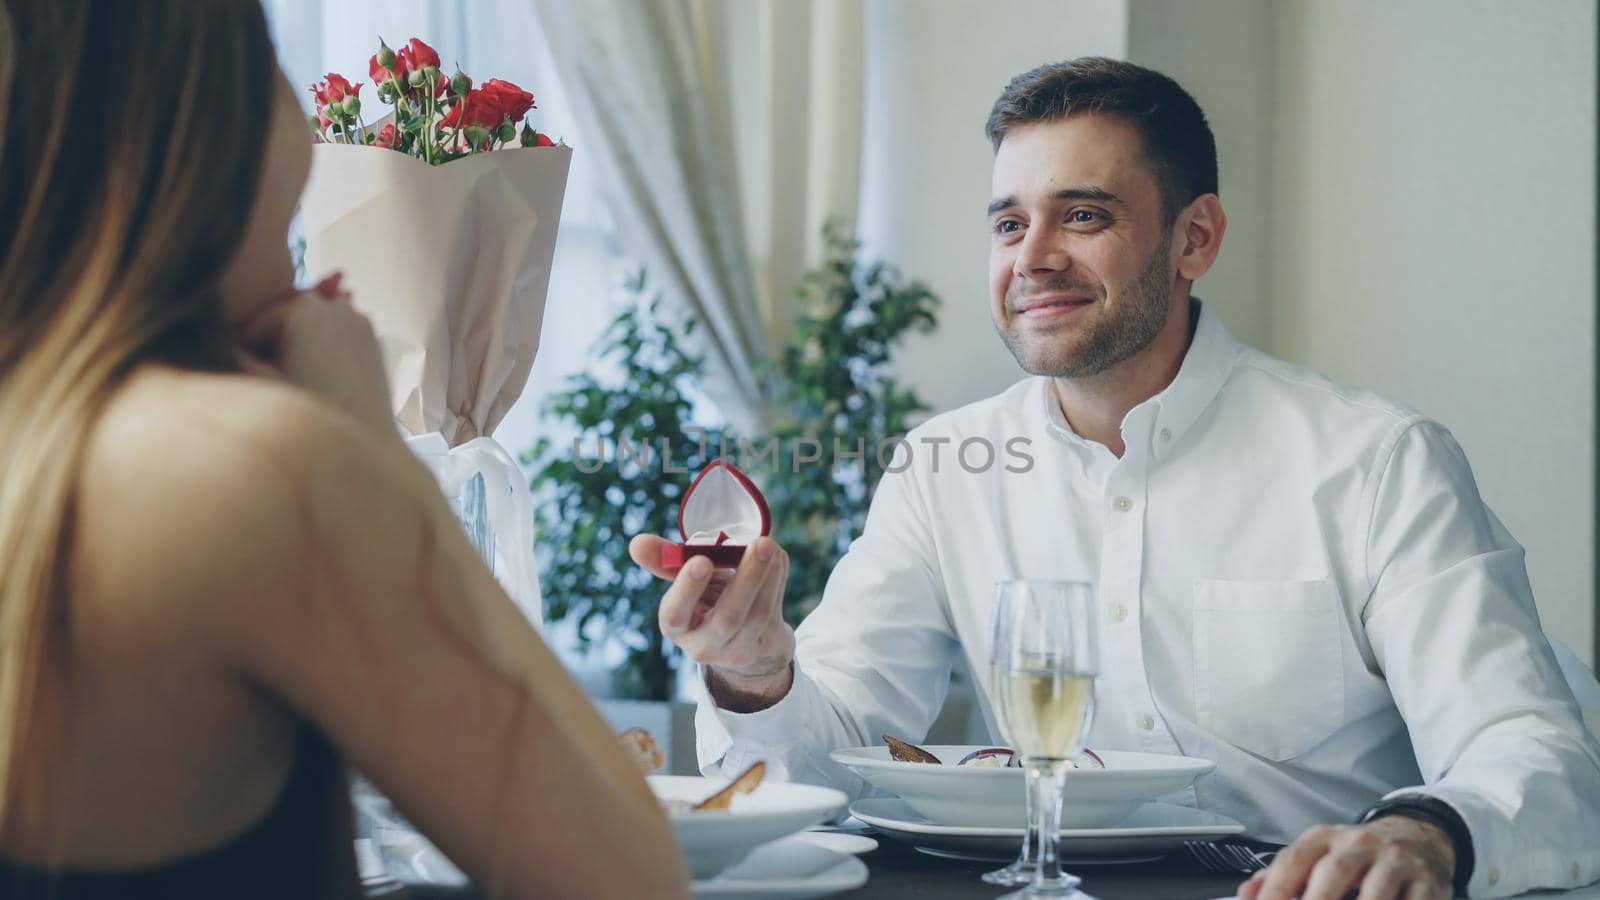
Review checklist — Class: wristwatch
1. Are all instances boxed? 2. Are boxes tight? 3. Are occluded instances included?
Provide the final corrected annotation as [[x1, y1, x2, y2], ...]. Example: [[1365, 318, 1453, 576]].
[[1358, 795, 1474, 897]]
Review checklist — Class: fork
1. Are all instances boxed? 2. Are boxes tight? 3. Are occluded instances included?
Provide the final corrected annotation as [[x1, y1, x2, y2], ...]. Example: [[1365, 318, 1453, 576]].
[[1184, 840, 1278, 874]]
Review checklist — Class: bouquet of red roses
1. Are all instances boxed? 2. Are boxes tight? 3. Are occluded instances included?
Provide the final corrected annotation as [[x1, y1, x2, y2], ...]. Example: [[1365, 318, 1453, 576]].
[[309, 37, 556, 160], [298, 37, 570, 630]]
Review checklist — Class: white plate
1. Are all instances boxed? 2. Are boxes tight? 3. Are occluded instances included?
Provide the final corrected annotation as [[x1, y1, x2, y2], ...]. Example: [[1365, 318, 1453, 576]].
[[851, 798, 1245, 863], [693, 834, 869, 899], [795, 831, 879, 856], [829, 745, 1215, 828], [654, 775, 849, 880]]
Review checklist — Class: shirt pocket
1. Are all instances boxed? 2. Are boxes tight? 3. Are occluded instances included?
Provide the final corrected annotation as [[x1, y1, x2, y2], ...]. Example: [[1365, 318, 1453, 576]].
[[1192, 578, 1345, 762]]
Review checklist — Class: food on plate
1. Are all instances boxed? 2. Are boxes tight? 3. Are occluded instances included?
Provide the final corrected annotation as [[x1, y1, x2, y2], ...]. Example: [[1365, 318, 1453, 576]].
[[620, 727, 664, 775], [692, 761, 767, 811], [956, 747, 1022, 767], [884, 735, 1106, 768], [883, 734, 942, 764], [658, 761, 768, 815], [625, 726, 767, 813]]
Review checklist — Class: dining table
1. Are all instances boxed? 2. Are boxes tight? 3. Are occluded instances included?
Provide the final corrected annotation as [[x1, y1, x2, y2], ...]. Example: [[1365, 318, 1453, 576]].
[[845, 834, 1600, 900], [378, 836, 1600, 900], [834, 836, 1246, 899], [375, 847, 1244, 900]]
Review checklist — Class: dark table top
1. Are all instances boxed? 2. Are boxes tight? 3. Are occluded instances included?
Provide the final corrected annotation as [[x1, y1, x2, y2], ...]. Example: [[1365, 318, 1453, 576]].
[[375, 836, 1248, 899], [836, 837, 1245, 899]]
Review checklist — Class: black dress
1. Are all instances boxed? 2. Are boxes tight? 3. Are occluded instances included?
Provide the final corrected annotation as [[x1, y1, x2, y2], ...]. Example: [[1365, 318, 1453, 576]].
[[0, 728, 361, 899]]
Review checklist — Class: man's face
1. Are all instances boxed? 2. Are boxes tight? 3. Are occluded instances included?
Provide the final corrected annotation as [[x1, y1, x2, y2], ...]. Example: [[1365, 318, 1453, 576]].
[[988, 114, 1178, 378]]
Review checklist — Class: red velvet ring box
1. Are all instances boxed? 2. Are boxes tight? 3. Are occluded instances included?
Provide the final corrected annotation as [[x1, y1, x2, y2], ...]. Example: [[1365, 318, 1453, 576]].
[[658, 459, 771, 571]]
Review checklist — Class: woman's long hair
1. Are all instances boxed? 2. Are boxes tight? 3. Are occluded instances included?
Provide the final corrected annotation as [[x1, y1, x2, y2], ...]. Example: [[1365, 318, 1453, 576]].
[[0, 0, 276, 838]]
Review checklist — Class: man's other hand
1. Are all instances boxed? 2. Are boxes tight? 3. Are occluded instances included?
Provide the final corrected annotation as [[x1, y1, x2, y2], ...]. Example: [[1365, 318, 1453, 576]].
[[1239, 817, 1455, 900]]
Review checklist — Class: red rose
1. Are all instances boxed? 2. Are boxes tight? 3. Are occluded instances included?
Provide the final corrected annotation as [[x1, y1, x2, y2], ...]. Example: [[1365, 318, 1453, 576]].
[[534, 132, 555, 147], [479, 78, 535, 123], [398, 37, 441, 72], [312, 72, 359, 108], [370, 52, 409, 91], [374, 123, 398, 149], [438, 88, 504, 130]]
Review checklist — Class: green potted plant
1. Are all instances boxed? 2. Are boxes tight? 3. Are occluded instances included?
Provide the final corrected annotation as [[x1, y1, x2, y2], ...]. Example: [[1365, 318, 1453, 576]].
[[760, 220, 938, 620], [529, 222, 940, 709], [527, 269, 724, 703]]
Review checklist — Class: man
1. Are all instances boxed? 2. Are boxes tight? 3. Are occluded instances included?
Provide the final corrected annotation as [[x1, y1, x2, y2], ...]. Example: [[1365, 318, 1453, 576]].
[[630, 58, 1600, 899]]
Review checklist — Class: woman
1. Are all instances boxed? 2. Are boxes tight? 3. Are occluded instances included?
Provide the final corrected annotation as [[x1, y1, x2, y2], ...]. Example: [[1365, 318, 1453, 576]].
[[0, 1, 689, 897]]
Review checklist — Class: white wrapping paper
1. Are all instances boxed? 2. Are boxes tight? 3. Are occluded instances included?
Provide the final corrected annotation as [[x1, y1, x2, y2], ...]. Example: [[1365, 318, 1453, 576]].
[[298, 142, 570, 627], [298, 143, 572, 445]]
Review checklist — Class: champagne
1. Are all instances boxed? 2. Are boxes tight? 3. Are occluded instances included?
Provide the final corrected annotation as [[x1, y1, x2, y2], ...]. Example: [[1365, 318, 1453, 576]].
[[997, 669, 1094, 761]]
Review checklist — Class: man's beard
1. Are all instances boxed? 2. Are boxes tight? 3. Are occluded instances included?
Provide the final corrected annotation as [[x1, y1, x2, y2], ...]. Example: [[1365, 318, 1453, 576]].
[[998, 236, 1174, 379]]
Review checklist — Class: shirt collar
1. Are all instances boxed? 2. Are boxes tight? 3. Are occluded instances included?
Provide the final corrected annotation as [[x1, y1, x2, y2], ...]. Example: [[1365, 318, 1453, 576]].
[[1039, 298, 1241, 458], [1146, 298, 1241, 449], [1041, 381, 1113, 481]]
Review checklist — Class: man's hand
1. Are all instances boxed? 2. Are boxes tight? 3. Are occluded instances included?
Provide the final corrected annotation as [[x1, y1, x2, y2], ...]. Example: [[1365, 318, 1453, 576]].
[[1239, 817, 1455, 900], [630, 534, 796, 712]]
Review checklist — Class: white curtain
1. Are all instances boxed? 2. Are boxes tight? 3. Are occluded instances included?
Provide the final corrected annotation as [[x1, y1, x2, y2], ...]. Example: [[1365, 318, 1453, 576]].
[[524, 0, 763, 432], [701, 0, 865, 352], [525, 0, 864, 432]]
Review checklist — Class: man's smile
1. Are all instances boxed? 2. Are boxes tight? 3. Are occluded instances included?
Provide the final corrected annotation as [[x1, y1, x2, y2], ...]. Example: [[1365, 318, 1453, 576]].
[[1014, 292, 1097, 321]]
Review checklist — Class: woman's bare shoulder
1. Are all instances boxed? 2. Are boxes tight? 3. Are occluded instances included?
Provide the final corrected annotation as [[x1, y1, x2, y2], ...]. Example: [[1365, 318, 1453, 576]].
[[76, 367, 425, 632], [91, 366, 381, 478]]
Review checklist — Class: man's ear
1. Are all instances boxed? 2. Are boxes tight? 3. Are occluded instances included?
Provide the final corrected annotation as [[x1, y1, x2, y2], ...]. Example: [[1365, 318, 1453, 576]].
[[1174, 194, 1227, 282]]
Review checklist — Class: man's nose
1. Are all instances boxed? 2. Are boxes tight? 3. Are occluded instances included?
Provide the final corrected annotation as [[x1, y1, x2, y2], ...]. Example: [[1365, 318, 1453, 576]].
[[1014, 226, 1070, 278]]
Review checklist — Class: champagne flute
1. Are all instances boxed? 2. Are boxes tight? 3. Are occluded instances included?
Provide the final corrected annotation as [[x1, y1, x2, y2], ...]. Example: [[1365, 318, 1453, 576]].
[[991, 580, 1099, 899], [982, 593, 1039, 887]]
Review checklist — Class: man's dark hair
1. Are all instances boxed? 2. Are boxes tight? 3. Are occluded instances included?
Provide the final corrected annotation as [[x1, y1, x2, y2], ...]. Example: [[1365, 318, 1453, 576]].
[[986, 57, 1218, 223]]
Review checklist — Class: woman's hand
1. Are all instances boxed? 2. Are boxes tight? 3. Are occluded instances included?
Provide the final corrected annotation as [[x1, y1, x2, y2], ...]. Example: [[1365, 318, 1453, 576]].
[[236, 272, 398, 441]]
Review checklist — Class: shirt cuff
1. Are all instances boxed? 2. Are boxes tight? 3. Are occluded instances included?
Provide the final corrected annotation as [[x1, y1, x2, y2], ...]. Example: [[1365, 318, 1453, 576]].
[[1379, 786, 1513, 897], [1360, 794, 1473, 896], [692, 663, 818, 776]]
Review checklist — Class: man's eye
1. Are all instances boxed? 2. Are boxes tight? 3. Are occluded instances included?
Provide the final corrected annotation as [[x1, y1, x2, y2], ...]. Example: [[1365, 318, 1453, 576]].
[[994, 220, 1022, 235], [1069, 209, 1103, 224]]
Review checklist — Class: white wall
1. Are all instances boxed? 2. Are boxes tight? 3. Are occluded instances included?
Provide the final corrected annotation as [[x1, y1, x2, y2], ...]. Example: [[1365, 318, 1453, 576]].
[[1125, 0, 1273, 350], [856, 0, 1128, 416], [1268, 0, 1596, 665]]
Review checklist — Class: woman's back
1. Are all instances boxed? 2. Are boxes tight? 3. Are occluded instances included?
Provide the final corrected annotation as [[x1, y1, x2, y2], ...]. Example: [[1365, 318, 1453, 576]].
[[0, 368, 360, 893], [4, 364, 688, 897]]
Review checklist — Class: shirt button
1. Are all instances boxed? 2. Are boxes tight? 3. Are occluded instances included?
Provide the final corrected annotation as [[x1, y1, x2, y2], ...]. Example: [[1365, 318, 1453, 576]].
[[1488, 867, 1501, 886], [1111, 605, 1129, 622], [1112, 496, 1133, 512], [1159, 428, 1172, 442], [1137, 714, 1155, 731]]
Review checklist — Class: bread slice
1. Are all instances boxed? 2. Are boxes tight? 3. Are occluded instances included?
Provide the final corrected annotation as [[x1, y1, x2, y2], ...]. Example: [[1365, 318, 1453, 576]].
[[693, 761, 766, 810], [619, 727, 665, 775]]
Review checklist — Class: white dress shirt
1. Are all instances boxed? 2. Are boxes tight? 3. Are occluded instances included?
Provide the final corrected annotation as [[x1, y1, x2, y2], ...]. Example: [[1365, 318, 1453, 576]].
[[694, 301, 1600, 897]]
